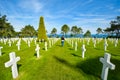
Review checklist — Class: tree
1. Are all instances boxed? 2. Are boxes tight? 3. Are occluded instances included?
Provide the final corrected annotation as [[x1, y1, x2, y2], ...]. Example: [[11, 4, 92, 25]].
[[104, 16, 120, 37], [96, 28, 102, 34], [96, 27, 102, 38], [38, 16, 48, 41], [71, 26, 83, 37], [51, 28, 57, 34], [0, 15, 15, 38], [77, 27, 83, 34], [21, 25, 36, 37], [84, 30, 91, 37], [61, 24, 70, 37], [51, 28, 57, 37], [71, 26, 78, 36]]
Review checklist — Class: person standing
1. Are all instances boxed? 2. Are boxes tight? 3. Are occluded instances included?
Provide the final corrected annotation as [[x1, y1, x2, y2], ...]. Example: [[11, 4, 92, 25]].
[[61, 36, 65, 46]]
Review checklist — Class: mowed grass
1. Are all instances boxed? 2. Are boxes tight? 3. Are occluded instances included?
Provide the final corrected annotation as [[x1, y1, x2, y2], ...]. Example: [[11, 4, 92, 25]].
[[0, 38, 120, 80]]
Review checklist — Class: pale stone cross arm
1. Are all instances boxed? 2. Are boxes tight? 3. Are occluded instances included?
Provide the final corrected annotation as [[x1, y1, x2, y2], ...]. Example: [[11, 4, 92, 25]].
[[5, 52, 20, 79], [100, 53, 115, 80]]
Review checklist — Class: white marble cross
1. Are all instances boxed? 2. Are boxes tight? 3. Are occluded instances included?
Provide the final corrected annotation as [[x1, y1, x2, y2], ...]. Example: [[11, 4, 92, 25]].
[[8, 40, 12, 47], [93, 39, 96, 48], [45, 42, 47, 51], [75, 42, 77, 51], [35, 44, 40, 58], [5, 52, 20, 79], [49, 40, 51, 48], [16, 41, 20, 51], [104, 40, 108, 51], [0, 46, 3, 56], [34, 39, 37, 45], [115, 39, 118, 47], [87, 39, 90, 45], [72, 41, 74, 48], [28, 40, 30, 47], [81, 44, 86, 58], [100, 53, 115, 80]]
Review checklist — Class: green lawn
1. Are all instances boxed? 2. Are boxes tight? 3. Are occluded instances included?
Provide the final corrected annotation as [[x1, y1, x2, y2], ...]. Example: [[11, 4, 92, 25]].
[[0, 38, 120, 80]]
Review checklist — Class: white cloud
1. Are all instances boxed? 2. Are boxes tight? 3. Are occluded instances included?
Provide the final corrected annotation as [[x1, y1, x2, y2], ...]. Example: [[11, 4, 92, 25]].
[[8, 15, 36, 19], [82, 0, 93, 6], [18, 0, 43, 13], [116, 9, 120, 12]]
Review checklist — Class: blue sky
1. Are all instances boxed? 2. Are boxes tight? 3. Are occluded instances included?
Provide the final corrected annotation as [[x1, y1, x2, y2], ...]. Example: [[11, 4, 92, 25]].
[[0, 0, 120, 34]]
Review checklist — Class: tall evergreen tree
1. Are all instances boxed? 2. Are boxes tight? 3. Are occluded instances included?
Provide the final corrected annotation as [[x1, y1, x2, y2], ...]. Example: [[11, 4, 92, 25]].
[[38, 16, 48, 41]]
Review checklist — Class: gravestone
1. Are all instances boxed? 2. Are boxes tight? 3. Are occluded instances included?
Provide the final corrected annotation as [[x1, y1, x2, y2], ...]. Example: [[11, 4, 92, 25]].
[[93, 39, 96, 48], [0, 46, 3, 56], [81, 44, 86, 58], [28, 40, 30, 47], [16, 41, 20, 51], [100, 53, 115, 80], [75, 42, 77, 51], [115, 39, 118, 47], [104, 40, 108, 51], [8, 40, 12, 47], [45, 42, 47, 51], [72, 41, 74, 48], [87, 39, 90, 45], [5, 52, 20, 79], [49, 40, 51, 48], [34, 39, 37, 45], [35, 44, 40, 58], [4, 39, 7, 45]]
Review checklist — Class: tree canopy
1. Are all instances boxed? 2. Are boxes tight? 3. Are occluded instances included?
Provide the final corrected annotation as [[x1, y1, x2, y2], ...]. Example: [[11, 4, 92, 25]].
[[51, 28, 57, 34], [96, 28, 102, 34], [0, 15, 15, 38], [21, 25, 36, 37], [84, 30, 91, 37], [71, 26, 83, 37], [104, 16, 120, 37], [61, 24, 70, 36]]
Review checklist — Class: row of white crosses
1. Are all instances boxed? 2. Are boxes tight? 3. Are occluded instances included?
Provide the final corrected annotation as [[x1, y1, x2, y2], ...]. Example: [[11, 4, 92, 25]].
[[3, 38, 116, 79], [66, 38, 86, 58]]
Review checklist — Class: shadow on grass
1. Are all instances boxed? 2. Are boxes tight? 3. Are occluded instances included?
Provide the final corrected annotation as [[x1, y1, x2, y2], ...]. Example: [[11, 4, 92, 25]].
[[108, 59, 120, 80], [111, 53, 120, 56], [71, 53, 81, 57], [34, 53, 37, 57], [54, 56, 120, 80], [68, 48, 74, 50], [53, 56, 73, 68], [1, 52, 5, 55], [76, 57, 101, 78], [76, 57, 120, 80], [56, 45, 62, 47], [94, 48, 102, 50], [17, 64, 22, 72]]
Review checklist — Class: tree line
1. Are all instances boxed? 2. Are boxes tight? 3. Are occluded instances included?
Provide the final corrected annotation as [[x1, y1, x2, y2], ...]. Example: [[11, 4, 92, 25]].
[[0, 14, 120, 38]]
